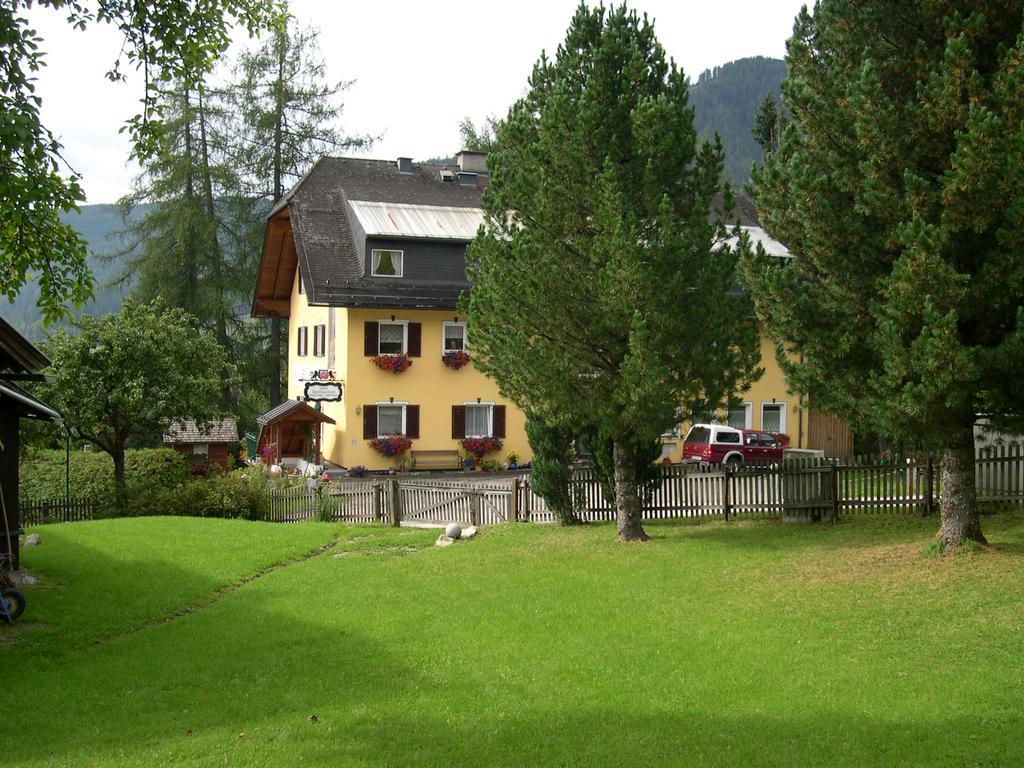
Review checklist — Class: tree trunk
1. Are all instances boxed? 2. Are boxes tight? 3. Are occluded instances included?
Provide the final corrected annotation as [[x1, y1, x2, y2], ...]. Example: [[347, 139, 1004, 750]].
[[937, 423, 987, 548], [613, 438, 649, 542], [112, 445, 127, 489]]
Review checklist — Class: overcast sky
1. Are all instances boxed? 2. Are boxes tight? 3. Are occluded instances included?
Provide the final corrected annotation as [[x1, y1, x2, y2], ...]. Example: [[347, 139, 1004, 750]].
[[29, 1, 806, 204]]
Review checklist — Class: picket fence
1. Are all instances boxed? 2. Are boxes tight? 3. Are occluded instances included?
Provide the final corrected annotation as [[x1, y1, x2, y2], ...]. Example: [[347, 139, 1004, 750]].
[[21, 444, 1024, 527]]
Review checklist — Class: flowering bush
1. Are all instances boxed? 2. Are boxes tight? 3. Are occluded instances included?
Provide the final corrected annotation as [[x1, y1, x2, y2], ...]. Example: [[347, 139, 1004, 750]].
[[442, 350, 471, 370], [461, 436, 503, 459], [369, 435, 412, 457], [373, 354, 412, 374], [773, 433, 791, 446]]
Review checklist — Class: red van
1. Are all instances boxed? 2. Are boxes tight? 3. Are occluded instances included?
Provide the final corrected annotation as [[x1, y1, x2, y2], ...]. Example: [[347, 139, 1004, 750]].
[[682, 424, 784, 466]]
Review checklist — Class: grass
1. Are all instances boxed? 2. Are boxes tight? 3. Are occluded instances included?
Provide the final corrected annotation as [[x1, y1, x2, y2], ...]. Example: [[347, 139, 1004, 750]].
[[4, 513, 1024, 767]]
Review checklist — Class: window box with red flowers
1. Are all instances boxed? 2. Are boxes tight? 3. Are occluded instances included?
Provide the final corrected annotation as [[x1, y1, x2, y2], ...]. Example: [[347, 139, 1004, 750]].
[[460, 436, 503, 459], [369, 435, 412, 457], [442, 350, 470, 370], [372, 353, 412, 374]]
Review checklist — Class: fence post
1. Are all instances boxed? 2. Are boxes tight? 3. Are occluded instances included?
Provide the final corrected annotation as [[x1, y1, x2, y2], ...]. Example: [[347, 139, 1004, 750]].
[[469, 491, 481, 527], [373, 482, 383, 523], [509, 477, 520, 523], [723, 466, 731, 522], [831, 463, 839, 523], [388, 479, 402, 527], [925, 455, 934, 516]]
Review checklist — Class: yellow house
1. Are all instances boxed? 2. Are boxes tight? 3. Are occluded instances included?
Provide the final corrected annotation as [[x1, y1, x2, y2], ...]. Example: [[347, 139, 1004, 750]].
[[252, 153, 833, 471]]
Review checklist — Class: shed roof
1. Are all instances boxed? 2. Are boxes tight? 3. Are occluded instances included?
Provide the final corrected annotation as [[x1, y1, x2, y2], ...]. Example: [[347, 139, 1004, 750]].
[[257, 399, 337, 426], [163, 418, 239, 444], [0, 316, 49, 374]]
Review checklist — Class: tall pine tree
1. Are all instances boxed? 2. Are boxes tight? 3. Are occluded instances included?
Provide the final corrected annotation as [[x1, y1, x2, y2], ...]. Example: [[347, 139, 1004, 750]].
[[228, 12, 372, 407], [745, 1, 1024, 547], [467, 4, 761, 542]]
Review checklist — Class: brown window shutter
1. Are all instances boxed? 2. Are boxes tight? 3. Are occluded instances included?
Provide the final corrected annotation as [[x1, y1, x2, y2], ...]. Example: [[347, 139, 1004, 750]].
[[363, 405, 377, 439], [406, 405, 420, 438], [493, 405, 507, 438], [407, 322, 422, 357], [452, 405, 466, 439], [364, 321, 379, 356]]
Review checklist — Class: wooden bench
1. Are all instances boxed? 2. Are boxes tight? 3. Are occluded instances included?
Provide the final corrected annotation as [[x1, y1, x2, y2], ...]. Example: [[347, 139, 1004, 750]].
[[410, 449, 462, 470]]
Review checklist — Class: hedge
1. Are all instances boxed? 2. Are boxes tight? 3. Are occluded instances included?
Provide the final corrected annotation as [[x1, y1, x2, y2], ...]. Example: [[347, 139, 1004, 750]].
[[19, 448, 191, 503]]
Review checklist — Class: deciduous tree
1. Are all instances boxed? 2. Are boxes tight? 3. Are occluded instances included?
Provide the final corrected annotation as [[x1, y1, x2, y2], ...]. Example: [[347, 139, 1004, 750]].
[[36, 299, 231, 488], [745, 0, 1024, 547], [467, 3, 761, 541]]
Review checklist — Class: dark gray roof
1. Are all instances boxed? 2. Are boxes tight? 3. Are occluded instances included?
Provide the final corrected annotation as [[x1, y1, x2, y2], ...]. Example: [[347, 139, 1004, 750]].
[[0, 315, 49, 374], [284, 157, 482, 310], [163, 418, 239, 444], [257, 399, 336, 426]]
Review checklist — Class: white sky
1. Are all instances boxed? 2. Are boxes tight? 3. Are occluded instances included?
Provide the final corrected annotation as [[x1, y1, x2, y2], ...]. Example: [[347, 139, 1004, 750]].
[[28, 1, 806, 204]]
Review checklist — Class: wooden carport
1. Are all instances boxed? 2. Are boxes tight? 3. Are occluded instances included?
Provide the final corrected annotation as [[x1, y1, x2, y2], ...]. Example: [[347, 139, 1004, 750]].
[[256, 400, 336, 465]]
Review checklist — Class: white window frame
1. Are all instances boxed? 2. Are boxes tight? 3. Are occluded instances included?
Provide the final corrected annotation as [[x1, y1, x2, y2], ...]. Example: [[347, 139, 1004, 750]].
[[727, 402, 753, 430], [441, 320, 468, 353], [463, 401, 494, 438], [297, 268, 305, 295], [375, 401, 408, 437], [297, 326, 308, 357], [376, 318, 408, 356], [193, 443, 209, 456], [761, 402, 787, 435], [371, 249, 404, 278]]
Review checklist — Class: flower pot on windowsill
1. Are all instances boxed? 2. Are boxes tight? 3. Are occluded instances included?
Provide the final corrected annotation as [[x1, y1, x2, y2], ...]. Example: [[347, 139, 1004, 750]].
[[372, 353, 412, 374], [442, 350, 470, 370], [369, 435, 413, 457], [460, 436, 503, 461]]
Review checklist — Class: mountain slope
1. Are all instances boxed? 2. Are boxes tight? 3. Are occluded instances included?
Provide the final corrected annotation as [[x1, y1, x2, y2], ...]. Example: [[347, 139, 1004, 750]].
[[689, 56, 787, 185]]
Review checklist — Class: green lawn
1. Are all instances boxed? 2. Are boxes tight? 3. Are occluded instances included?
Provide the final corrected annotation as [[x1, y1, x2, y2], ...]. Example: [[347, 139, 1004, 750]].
[[4, 513, 1023, 767]]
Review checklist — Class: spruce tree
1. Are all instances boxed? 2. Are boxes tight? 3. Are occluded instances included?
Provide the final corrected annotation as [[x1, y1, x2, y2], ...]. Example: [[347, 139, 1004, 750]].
[[228, 13, 372, 407], [745, 1, 1024, 547], [467, 3, 761, 542]]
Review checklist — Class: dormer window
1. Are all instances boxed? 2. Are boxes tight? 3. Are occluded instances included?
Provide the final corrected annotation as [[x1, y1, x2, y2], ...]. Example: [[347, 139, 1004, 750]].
[[372, 249, 403, 277]]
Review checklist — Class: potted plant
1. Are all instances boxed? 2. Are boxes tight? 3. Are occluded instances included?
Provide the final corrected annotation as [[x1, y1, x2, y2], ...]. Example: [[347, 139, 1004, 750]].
[[368, 435, 413, 457], [460, 436, 503, 461], [507, 451, 520, 470], [372, 353, 413, 374], [442, 350, 471, 370]]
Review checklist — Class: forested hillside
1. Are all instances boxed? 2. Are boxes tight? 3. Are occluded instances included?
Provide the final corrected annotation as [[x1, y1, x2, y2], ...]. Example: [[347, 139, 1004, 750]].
[[689, 56, 787, 185], [4, 57, 787, 336], [2, 204, 138, 340]]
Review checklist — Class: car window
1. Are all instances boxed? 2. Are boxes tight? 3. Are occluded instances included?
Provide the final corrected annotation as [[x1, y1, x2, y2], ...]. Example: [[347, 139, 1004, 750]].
[[716, 431, 740, 444], [685, 427, 710, 444]]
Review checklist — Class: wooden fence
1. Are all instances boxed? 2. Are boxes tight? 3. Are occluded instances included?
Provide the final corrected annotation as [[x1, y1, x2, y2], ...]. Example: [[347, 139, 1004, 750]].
[[21, 445, 1024, 528], [20, 498, 97, 526]]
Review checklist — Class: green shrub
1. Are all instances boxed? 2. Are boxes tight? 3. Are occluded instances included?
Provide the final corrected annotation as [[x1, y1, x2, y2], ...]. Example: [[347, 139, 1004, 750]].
[[20, 448, 190, 502], [120, 473, 269, 521]]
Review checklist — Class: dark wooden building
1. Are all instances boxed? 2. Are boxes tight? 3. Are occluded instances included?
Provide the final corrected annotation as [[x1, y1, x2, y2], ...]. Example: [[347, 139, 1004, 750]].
[[1, 317, 60, 570], [163, 418, 240, 471]]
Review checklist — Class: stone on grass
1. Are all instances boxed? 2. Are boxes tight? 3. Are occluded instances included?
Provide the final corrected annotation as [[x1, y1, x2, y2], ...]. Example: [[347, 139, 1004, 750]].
[[462, 526, 477, 539], [445, 522, 462, 540], [23, 533, 40, 547], [435, 535, 455, 548]]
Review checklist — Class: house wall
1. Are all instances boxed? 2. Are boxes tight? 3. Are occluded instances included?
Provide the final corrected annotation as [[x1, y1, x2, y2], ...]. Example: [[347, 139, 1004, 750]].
[[364, 237, 468, 282], [286, 274, 800, 469], [659, 336, 804, 461]]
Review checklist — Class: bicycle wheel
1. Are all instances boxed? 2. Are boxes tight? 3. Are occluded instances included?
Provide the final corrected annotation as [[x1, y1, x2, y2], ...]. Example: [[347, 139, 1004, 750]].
[[1, 588, 25, 622]]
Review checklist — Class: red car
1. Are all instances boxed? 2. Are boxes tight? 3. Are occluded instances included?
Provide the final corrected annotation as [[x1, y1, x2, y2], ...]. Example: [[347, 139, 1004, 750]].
[[682, 424, 785, 466]]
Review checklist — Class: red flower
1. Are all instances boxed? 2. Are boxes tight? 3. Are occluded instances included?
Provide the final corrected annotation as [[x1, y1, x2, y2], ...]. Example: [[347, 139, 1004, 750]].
[[442, 350, 471, 370], [369, 435, 412, 457], [460, 436, 503, 459], [373, 354, 413, 374]]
